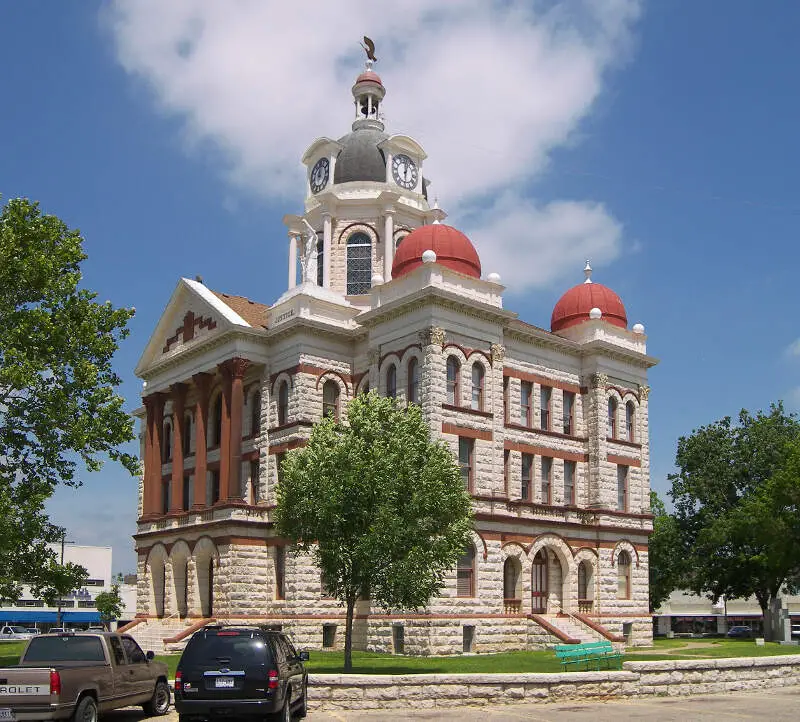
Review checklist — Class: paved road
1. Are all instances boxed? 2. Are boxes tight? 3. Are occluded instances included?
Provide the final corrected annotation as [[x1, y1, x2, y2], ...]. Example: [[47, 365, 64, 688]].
[[107, 686, 800, 721]]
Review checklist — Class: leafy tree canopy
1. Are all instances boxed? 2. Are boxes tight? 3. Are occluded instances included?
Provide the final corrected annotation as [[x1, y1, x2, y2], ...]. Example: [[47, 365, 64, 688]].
[[94, 583, 124, 627], [668, 403, 800, 638], [275, 392, 474, 670], [648, 490, 684, 612], [0, 197, 136, 602]]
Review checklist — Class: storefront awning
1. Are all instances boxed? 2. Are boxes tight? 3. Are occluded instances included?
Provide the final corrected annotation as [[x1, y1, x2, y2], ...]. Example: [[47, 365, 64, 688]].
[[0, 611, 101, 623]]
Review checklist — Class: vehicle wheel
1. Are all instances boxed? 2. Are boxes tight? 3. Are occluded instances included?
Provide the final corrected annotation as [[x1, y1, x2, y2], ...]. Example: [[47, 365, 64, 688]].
[[271, 694, 291, 722], [297, 680, 308, 718], [142, 679, 171, 716], [71, 696, 98, 722]]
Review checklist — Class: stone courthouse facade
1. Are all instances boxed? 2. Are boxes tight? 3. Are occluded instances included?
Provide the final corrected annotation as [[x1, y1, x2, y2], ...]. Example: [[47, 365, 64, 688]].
[[132, 60, 657, 653]]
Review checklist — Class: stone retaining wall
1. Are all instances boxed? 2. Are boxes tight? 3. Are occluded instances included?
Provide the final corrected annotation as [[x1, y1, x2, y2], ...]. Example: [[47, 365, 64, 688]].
[[307, 654, 800, 711]]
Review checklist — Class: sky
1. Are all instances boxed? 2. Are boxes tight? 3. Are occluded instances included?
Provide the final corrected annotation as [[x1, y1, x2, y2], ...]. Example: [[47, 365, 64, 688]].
[[2, 1, 800, 575]]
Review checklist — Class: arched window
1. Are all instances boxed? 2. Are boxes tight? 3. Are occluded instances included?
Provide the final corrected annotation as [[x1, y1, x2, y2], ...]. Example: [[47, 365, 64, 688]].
[[250, 391, 261, 437], [211, 394, 223, 448], [277, 381, 289, 425], [471, 364, 485, 411], [503, 557, 521, 600], [617, 551, 631, 599], [386, 364, 397, 399], [183, 413, 193, 456], [322, 380, 340, 420], [625, 401, 635, 442], [578, 561, 590, 601], [446, 356, 461, 406], [457, 545, 475, 597], [346, 232, 372, 295], [394, 232, 408, 250], [608, 397, 617, 439], [407, 357, 419, 404], [163, 421, 172, 462]]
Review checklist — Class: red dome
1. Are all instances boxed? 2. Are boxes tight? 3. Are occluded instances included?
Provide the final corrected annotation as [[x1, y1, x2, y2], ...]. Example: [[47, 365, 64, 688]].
[[355, 71, 383, 86], [392, 224, 482, 280], [551, 282, 627, 332]]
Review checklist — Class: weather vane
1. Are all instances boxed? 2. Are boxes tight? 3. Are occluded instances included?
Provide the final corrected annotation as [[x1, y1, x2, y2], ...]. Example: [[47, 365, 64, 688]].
[[360, 36, 377, 63]]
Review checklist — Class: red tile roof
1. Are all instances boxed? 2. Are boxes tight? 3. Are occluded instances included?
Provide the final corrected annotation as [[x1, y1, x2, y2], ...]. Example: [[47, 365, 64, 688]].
[[211, 290, 270, 329]]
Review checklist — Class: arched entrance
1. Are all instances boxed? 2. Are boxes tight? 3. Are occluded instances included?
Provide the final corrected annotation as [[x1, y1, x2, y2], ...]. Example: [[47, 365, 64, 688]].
[[531, 549, 548, 613], [207, 558, 215, 616], [170, 541, 191, 618], [193, 537, 218, 618], [146, 545, 168, 618]]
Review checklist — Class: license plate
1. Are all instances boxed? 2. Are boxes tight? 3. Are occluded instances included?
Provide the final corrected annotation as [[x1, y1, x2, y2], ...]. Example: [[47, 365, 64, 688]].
[[0, 709, 15, 721], [214, 677, 234, 688]]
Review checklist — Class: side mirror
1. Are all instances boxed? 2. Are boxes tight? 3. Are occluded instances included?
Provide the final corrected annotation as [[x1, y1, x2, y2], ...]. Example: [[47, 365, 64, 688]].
[[146, 650, 155, 661], [299, 650, 310, 662]]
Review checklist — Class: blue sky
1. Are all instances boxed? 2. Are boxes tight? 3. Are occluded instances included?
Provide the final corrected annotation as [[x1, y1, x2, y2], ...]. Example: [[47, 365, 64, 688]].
[[2, 1, 799, 574]]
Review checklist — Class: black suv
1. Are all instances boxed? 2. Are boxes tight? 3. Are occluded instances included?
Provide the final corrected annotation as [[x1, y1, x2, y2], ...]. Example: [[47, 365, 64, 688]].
[[174, 625, 309, 721]]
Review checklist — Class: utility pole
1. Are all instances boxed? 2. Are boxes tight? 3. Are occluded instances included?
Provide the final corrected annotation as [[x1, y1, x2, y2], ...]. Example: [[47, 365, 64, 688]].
[[56, 531, 74, 628]]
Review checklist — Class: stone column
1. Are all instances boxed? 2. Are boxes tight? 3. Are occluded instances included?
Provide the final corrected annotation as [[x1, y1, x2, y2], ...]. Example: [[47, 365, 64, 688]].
[[418, 327, 447, 435], [322, 212, 332, 288], [586, 373, 609, 509], [163, 559, 176, 616], [383, 209, 394, 280], [288, 234, 298, 290], [191, 373, 213, 509], [490, 344, 506, 498], [217, 363, 233, 503], [186, 557, 200, 617], [223, 358, 250, 501], [143, 393, 166, 517], [638, 384, 651, 514], [169, 383, 187, 514], [142, 396, 156, 518]]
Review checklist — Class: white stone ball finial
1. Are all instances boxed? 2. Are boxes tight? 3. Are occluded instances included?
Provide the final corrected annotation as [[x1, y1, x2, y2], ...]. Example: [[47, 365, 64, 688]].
[[632, 323, 645, 334], [487, 272, 501, 283], [584, 260, 593, 284], [371, 272, 384, 285], [589, 307, 602, 320], [422, 249, 437, 263]]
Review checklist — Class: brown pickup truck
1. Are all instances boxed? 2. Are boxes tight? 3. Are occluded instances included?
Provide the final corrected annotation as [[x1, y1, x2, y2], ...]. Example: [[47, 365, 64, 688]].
[[0, 631, 170, 721]]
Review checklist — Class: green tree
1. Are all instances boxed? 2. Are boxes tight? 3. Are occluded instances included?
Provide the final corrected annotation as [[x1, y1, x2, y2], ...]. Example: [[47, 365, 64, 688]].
[[0, 197, 137, 603], [668, 403, 800, 639], [274, 392, 474, 671], [647, 490, 684, 612], [94, 583, 125, 629]]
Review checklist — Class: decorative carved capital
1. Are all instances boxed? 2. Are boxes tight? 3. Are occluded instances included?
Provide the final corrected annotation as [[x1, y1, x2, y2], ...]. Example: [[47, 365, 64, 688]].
[[367, 347, 380, 366], [639, 384, 650, 401], [418, 326, 446, 348], [590, 372, 608, 390], [221, 357, 251, 379], [490, 343, 505, 363]]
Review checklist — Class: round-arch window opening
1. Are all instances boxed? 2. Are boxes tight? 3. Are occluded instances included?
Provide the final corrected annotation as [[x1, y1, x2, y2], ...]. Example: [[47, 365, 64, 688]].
[[347, 232, 372, 295]]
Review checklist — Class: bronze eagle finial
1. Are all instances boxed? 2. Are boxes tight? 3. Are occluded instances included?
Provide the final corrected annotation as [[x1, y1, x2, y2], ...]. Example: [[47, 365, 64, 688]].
[[361, 36, 377, 63]]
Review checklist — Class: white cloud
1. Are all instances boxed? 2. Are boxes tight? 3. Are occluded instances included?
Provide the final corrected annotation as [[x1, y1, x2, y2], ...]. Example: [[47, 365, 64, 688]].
[[105, 0, 641, 290], [785, 339, 800, 358]]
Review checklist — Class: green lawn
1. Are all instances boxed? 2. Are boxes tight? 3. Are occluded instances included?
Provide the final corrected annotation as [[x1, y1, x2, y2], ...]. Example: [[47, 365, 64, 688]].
[[0, 642, 25, 667]]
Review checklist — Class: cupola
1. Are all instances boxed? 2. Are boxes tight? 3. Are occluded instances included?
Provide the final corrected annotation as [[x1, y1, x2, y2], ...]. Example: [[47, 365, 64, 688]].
[[391, 223, 482, 279], [551, 261, 627, 332]]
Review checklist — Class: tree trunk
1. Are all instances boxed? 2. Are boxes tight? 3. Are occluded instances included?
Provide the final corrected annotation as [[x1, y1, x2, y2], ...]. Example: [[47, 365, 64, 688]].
[[344, 596, 356, 672], [757, 595, 772, 641]]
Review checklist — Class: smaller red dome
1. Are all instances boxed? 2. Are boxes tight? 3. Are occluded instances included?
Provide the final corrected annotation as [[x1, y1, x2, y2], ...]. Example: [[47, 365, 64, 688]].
[[392, 224, 481, 280], [355, 71, 383, 86], [551, 282, 627, 332]]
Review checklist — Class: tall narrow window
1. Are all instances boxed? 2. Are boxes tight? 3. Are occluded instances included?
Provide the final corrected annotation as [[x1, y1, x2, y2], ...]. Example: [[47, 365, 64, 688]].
[[540, 386, 551, 430], [250, 460, 260, 503], [322, 380, 340, 419], [578, 561, 590, 601], [446, 356, 461, 405], [564, 460, 576, 505], [386, 364, 397, 399], [617, 551, 631, 599], [625, 401, 635, 442], [617, 465, 628, 511], [161, 480, 170, 515], [183, 413, 193, 456], [458, 437, 474, 492], [346, 232, 372, 295], [608, 397, 617, 439], [211, 395, 223, 447], [250, 391, 261, 437], [163, 421, 172, 462], [503, 376, 509, 422], [471, 364, 485, 411], [520, 381, 532, 427], [563, 391, 575, 435], [316, 237, 324, 287], [503, 449, 510, 495], [456, 545, 475, 597], [275, 546, 286, 600], [503, 557, 520, 600], [540, 456, 552, 504], [277, 381, 289, 425], [182, 474, 191, 511], [210, 470, 220, 504], [407, 358, 419, 404], [521, 453, 533, 501]]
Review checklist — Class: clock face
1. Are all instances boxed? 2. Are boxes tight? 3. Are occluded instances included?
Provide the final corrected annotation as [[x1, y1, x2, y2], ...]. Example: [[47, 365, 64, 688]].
[[392, 154, 418, 190], [310, 157, 330, 193]]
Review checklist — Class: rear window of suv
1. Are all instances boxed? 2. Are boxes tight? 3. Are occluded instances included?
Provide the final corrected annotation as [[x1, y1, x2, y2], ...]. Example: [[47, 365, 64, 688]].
[[182, 631, 273, 665]]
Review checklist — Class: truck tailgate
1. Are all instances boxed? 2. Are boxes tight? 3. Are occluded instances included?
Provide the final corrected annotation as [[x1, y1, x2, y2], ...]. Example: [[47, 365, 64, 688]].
[[0, 668, 53, 719]]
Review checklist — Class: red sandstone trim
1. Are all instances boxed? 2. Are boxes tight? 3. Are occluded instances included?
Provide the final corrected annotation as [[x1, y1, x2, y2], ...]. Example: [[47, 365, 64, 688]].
[[269, 439, 308, 455], [473, 512, 653, 537], [442, 403, 494, 419], [117, 618, 145, 634], [504, 440, 588, 463], [442, 343, 493, 367], [572, 612, 626, 642], [504, 369, 581, 394], [268, 419, 314, 434], [528, 614, 579, 644], [379, 343, 422, 368], [607, 437, 642, 450], [163, 617, 215, 644], [607, 453, 642, 467], [505, 421, 588, 442], [441, 422, 493, 441]]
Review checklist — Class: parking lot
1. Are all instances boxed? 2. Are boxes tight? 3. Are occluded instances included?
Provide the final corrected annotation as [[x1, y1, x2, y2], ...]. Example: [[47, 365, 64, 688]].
[[106, 686, 800, 721]]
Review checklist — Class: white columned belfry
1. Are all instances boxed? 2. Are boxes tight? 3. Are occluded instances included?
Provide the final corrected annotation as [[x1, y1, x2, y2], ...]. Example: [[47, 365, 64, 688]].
[[288, 234, 297, 289], [383, 208, 394, 280], [322, 212, 332, 288]]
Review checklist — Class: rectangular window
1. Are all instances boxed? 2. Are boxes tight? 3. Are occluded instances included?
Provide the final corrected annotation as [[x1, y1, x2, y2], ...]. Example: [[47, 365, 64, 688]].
[[503, 449, 510, 496], [250, 460, 260, 503], [182, 474, 191, 512], [520, 382, 532, 427], [322, 624, 337, 648], [316, 238, 324, 287], [462, 625, 475, 653], [521, 453, 533, 501], [458, 437, 474, 492], [564, 460, 576, 505], [540, 386, 551, 430], [502, 376, 509, 422], [540, 456, 552, 504], [563, 391, 575, 435], [161, 480, 169, 515], [617, 465, 628, 511], [392, 625, 405, 655], [210, 470, 220, 504]]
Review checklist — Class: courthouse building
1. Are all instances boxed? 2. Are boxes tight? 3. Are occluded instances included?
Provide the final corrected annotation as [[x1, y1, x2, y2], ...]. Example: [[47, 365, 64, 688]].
[[131, 59, 657, 654]]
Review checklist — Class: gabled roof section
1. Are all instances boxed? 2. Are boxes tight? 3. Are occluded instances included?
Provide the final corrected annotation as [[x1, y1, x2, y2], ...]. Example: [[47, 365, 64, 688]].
[[211, 290, 270, 329]]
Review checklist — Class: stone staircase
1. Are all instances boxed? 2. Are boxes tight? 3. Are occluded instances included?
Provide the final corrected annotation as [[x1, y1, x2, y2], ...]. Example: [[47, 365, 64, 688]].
[[541, 614, 603, 644], [128, 617, 211, 655]]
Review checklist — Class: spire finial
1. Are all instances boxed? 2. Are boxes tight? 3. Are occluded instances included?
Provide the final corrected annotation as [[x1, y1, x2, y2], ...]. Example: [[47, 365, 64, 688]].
[[583, 260, 593, 284], [432, 197, 441, 224]]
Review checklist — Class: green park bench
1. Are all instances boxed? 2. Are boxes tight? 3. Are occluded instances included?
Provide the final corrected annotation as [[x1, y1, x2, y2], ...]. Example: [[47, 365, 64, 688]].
[[554, 640, 623, 671]]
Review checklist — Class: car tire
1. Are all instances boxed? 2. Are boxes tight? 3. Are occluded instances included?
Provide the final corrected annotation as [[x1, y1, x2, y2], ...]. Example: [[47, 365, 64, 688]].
[[142, 679, 171, 716], [297, 679, 308, 718], [71, 695, 98, 722], [272, 694, 291, 722]]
